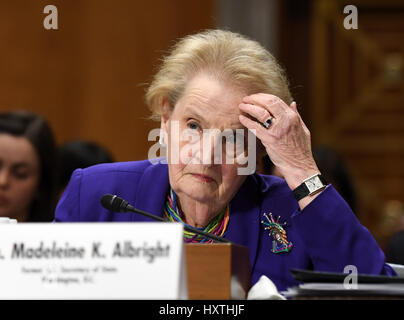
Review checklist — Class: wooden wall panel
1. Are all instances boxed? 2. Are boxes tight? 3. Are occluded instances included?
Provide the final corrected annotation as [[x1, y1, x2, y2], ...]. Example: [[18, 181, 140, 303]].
[[310, 0, 404, 244], [0, 0, 214, 161], [278, 0, 404, 244]]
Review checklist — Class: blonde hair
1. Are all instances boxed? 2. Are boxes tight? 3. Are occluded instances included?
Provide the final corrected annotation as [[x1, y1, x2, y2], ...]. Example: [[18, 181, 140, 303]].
[[146, 29, 293, 121]]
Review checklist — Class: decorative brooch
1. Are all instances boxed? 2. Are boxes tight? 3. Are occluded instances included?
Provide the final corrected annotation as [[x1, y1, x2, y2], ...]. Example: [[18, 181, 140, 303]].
[[261, 213, 293, 254]]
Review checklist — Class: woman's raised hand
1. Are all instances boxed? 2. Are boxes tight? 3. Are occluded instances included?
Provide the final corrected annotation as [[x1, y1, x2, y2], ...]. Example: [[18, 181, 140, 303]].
[[238, 93, 320, 193]]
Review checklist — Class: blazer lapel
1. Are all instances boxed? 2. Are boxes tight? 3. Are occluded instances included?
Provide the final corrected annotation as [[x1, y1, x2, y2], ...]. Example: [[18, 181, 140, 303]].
[[133, 162, 170, 221], [226, 175, 261, 272]]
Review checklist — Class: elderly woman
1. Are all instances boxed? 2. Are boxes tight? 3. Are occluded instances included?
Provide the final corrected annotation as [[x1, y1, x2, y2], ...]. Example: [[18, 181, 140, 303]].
[[55, 30, 395, 292]]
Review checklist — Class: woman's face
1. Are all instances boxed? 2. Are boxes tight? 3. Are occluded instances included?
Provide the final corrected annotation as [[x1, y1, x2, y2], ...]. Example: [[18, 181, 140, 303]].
[[161, 73, 251, 212], [0, 134, 40, 221]]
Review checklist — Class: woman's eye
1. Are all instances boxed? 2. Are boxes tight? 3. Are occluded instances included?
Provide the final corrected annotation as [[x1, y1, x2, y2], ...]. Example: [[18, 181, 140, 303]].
[[12, 168, 30, 180], [13, 171, 29, 180], [229, 134, 243, 145], [188, 122, 200, 130], [226, 135, 237, 145]]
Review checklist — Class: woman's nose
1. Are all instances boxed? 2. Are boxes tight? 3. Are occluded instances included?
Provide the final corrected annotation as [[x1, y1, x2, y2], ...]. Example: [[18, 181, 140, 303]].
[[0, 170, 10, 188], [201, 131, 223, 166]]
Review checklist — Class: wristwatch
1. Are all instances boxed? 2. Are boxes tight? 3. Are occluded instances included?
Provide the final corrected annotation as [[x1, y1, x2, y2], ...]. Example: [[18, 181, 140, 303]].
[[292, 173, 327, 201]]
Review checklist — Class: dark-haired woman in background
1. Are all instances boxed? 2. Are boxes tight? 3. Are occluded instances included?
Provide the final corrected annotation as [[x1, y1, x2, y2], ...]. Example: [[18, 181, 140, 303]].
[[0, 110, 57, 222]]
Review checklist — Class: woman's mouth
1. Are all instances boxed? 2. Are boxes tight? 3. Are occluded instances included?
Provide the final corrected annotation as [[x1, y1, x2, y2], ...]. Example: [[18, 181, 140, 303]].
[[191, 173, 215, 183]]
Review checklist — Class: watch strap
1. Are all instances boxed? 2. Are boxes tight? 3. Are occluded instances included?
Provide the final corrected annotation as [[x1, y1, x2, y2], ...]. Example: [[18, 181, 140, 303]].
[[292, 174, 327, 201]]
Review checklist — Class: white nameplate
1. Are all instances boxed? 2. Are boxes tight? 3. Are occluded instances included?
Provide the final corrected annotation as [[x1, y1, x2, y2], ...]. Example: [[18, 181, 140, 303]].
[[0, 223, 187, 299]]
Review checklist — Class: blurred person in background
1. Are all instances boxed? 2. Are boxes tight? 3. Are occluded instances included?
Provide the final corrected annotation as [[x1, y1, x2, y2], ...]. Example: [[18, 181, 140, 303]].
[[384, 201, 404, 265], [387, 230, 404, 265], [57, 140, 114, 197], [312, 146, 357, 214], [0, 110, 57, 222], [259, 146, 357, 215]]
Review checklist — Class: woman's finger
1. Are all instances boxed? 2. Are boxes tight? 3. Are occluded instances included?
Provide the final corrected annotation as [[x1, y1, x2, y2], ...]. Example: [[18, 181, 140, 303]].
[[290, 102, 310, 136], [238, 114, 268, 138], [242, 93, 287, 118], [290, 101, 297, 112], [238, 103, 273, 124]]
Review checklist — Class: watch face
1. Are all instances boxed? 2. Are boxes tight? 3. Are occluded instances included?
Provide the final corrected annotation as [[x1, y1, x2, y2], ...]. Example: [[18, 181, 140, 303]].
[[305, 176, 323, 193]]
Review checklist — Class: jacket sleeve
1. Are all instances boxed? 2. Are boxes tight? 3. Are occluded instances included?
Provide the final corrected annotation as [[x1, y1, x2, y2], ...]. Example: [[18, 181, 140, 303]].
[[54, 169, 83, 222], [291, 185, 396, 276]]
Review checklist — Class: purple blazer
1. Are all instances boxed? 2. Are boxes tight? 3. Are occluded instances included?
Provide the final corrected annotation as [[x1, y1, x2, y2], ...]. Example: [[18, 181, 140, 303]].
[[54, 160, 395, 292]]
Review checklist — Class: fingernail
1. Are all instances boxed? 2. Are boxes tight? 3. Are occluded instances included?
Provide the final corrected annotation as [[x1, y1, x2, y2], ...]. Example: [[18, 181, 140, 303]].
[[239, 103, 248, 108]]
